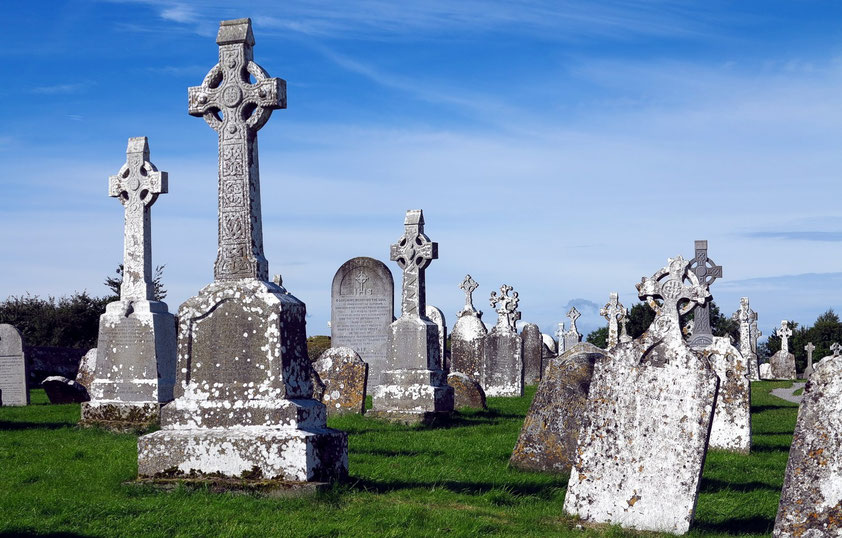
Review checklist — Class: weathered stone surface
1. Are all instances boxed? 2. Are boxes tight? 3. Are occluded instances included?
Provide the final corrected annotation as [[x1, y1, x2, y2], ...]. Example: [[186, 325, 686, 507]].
[[425, 305, 447, 372], [76, 348, 97, 389], [599, 293, 625, 349], [482, 285, 523, 397], [0, 324, 28, 406], [555, 322, 565, 354], [450, 275, 487, 383], [699, 337, 751, 453], [521, 323, 543, 385], [564, 256, 717, 535], [447, 372, 487, 410], [330, 257, 393, 388], [769, 320, 797, 380], [312, 347, 368, 416], [732, 297, 760, 381], [370, 210, 453, 424], [688, 240, 722, 349], [760, 362, 773, 379], [42, 376, 90, 404], [563, 307, 583, 350], [510, 343, 604, 474], [802, 342, 815, 379], [773, 353, 842, 537], [138, 18, 346, 483]]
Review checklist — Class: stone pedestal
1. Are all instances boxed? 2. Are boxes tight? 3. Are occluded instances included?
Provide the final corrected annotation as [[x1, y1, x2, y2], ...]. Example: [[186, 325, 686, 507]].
[[482, 329, 523, 397], [81, 300, 175, 429], [770, 350, 796, 380], [370, 316, 454, 424], [138, 280, 347, 482]]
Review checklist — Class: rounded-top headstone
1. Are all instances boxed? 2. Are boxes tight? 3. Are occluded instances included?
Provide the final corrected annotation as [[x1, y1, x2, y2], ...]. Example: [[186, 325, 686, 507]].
[[450, 313, 487, 382], [0, 324, 27, 406], [331, 257, 394, 388]]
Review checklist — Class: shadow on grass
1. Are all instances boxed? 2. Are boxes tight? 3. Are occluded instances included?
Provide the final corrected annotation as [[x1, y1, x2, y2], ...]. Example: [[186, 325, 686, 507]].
[[751, 405, 798, 413], [0, 421, 71, 431], [355, 448, 445, 458], [0, 532, 92, 538], [693, 515, 774, 535], [349, 477, 564, 498], [700, 477, 781, 493]]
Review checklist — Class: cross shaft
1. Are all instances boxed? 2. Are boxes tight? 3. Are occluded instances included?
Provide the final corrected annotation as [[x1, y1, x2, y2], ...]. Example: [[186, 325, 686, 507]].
[[390, 210, 437, 318]]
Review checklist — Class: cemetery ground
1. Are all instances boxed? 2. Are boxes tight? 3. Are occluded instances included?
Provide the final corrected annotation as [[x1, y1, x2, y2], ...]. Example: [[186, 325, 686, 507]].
[[1, 382, 797, 537]]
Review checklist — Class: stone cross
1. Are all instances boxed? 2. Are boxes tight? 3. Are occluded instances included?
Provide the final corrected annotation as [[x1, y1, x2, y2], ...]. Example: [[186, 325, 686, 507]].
[[688, 240, 722, 347], [831, 342, 841, 357], [636, 255, 710, 341], [567, 307, 581, 335], [732, 297, 755, 359], [188, 18, 285, 282], [600, 292, 624, 348], [490, 284, 521, 332], [459, 274, 479, 315], [619, 309, 631, 343], [750, 312, 761, 355], [108, 137, 168, 302], [805, 342, 815, 369], [355, 270, 369, 295], [778, 320, 793, 356], [390, 210, 437, 319], [555, 322, 565, 352]]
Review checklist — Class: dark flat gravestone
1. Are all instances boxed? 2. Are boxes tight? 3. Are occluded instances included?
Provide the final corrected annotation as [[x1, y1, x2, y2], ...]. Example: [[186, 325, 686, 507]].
[[774, 352, 842, 536], [510, 342, 605, 474], [330, 257, 393, 388], [0, 324, 28, 406], [42, 376, 90, 404]]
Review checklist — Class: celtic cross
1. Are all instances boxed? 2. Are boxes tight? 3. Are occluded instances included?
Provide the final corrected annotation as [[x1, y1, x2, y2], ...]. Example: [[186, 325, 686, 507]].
[[188, 18, 285, 282], [490, 284, 521, 332], [831, 342, 841, 357], [459, 274, 480, 316], [687, 240, 722, 347], [108, 137, 167, 302], [600, 292, 624, 348], [567, 307, 581, 334], [355, 270, 369, 295], [778, 320, 792, 355], [636, 255, 710, 341], [619, 309, 631, 343], [750, 312, 760, 354], [555, 322, 565, 346], [390, 210, 437, 318], [732, 297, 755, 359], [805, 342, 815, 369]]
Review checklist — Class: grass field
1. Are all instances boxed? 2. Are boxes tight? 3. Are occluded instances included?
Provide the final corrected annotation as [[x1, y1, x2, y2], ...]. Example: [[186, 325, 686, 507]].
[[0, 381, 799, 537]]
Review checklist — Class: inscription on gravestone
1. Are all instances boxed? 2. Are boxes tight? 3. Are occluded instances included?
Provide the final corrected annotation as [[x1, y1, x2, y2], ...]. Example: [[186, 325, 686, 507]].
[[331, 257, 394, 388], [0, 324, 27, 406]]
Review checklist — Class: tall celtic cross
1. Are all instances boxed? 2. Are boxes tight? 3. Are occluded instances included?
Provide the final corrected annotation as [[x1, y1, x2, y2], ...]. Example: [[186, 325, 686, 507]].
[[188, 18, 285, 282], [390, 210, 437, 318], [688, 240, 722, 347], [732, 297, 755, 358], [108, 137, 168, 302], [567, 307, 581, 335], [778, 320, 793, 355], [636, 255, 710, 341], [600, 293, 624, 348], [459, 274, 480, 316], [555, 322, 565, 341], [805, 342, 815, 368], [490, 284, 521, 332]]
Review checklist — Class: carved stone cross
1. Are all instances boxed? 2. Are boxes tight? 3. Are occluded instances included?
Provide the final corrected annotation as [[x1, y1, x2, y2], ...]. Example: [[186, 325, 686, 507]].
[[390, 209, 437, 319], [355, 270, 369, 295], [108, 137, 168, 302], [619, 309, 631, 343], [490, 284, 521, 332], [778, 320, 793, 355], [188, 18, 285, 282], [831, 342, 841, 357], [687, 240, 722, 348], [750, 312, 761, 355], [805, 342, 815, 369], [459, 274, 479, 316], [555, 322, 565, 344], [636, 255, 710, 341], [567, 307, 581, 334], [732, 297, 755, 359], [600, 292, 624, 348]]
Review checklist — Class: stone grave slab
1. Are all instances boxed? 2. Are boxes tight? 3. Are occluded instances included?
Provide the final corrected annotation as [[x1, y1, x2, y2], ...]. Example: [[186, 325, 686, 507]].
[[698, 336, 751, 453], [521, 323, 543, 385], [447, 372, 487, 410], [0, 324, 28, 406], [425, 305, 447, 372], [42, 376, 90, 404], [450, 275, 487, 383], [482, 284, 523, 397], [312, 347, 368, 416], [75, 348, 97, 390]]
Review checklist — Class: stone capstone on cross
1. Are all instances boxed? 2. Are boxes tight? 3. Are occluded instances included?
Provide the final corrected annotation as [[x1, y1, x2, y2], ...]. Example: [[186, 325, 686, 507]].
[[490, 284, 521, 332]]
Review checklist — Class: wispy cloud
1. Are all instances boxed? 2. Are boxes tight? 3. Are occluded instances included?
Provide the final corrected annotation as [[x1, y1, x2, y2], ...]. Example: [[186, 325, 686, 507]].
[[160, 3, 197, 24], [745, 231, 842, 242], [31, 82, 90, 95]]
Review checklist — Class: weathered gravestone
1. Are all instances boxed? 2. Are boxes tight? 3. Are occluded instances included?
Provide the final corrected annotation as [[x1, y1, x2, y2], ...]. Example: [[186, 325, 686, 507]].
[[732, 297, 760, 380], [80, 137, 176, 429], [769, 320, 797, 380], [521, 323, 543, 385], [482, 285, 523, 397], [510, 342, 605, 474], [138, 19, 347, 482], [564, 255, 718, 534], [698, 337, 751, 453], [542, 333, 556, 355], [449, 274, 487, 383], [802, 342, 815, 379], [759, 362, 773, 380], [687, 240, 722, 349], [599, 292, 625, 348], [370, 209, 453, 424], [42, 376, 89, 404], [563, 307, 583, 350], [330, 257, 394, 388], [75, 348, 97, 391], [312, 347, 368, 416], [554, 322, 565, 355], [425, 305, 447, 372], [0, 324, 28, 406], [447, 371, 487, 410], [773, 349, 842, 536]]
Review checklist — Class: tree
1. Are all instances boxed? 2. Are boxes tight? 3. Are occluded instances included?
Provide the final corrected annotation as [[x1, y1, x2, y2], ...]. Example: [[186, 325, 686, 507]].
[[104, 264, 167, 301], [586, 326, 608, 349], [0, 292, 109, 349]]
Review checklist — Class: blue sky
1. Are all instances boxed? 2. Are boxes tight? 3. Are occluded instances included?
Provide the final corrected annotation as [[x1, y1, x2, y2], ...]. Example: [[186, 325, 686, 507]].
[[2, 1, 842, 340]]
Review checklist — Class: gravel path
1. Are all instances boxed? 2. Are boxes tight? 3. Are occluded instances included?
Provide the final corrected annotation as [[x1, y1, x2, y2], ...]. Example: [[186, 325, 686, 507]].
[[770, 382, 806, 404]]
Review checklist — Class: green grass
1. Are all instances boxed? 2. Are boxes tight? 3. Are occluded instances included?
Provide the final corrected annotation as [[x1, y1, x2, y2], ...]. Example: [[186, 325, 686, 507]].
[[0, 383, 798, 537]]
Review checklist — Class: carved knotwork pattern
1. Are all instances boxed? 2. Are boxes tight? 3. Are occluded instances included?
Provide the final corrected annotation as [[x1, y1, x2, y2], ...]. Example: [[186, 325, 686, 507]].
[[222, 144, 245, 176]]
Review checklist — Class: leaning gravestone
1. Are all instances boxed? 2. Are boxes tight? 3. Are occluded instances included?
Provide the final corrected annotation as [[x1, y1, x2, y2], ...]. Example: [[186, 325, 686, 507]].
[[80, 137, 176, 429], [769, 320, 797, 380], [449, 275, 487, 383], [0, 324, 28, 406], [312, 347, 368, 416], [564, 255, 718, 534], [773, 348, 842, 536], [599, 292, 625, 348], [370, 209, 453, 424], [698, 337, 751, 453], [425, 305, 447, 372], [482, 285, 523, 397], [510, 342, 605, 474], [732, 297, 760, 380], [138, 18, 347, 482], [521, 323, 543, 385], [330, 257, 393, 388]]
